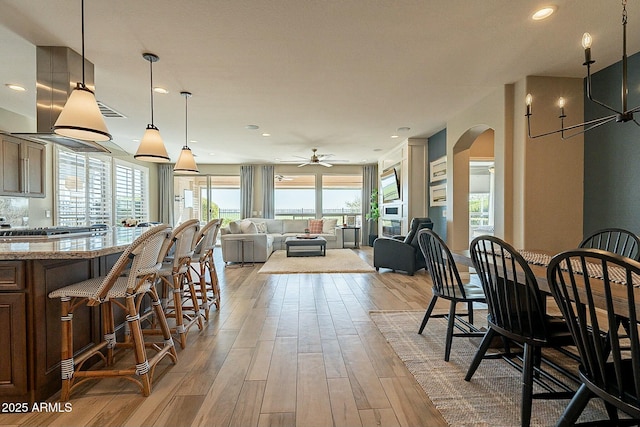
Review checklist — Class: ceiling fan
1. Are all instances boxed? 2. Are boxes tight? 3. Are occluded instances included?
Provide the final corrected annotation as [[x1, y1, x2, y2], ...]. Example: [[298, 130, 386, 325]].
[[275, 174, 293, 182], [284, 148, 348, 168]]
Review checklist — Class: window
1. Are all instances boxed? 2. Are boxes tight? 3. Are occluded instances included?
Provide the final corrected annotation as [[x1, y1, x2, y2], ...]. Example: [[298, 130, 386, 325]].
[[274, 174, 316, 219], [56, 148, 112, 226], [56, 147, 149, 226], [114, 160, 149, 224], [322, 174, 362, 225]]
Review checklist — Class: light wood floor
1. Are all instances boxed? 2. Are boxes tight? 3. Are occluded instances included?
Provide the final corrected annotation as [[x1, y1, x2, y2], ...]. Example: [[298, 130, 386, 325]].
[[2, 247, 449, 427]]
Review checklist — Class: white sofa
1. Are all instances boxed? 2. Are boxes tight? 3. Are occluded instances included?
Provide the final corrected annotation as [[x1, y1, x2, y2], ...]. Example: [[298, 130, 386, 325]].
[[221, 217, 343, 263]]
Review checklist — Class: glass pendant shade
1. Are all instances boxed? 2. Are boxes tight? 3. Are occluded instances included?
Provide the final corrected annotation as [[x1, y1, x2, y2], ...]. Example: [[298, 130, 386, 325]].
[[134, 125, 170, 162], [53, 83, 112, 142], [174, 146, 199, 173]]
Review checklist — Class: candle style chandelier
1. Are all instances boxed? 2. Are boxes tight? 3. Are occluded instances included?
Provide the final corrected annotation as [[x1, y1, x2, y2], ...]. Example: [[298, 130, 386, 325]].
[[526, 0, 640, 139]]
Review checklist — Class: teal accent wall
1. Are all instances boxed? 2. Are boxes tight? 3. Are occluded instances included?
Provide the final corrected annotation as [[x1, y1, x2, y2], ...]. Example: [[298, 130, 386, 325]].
[[428, 129, 447, 240], [584, 51, 640, 235]]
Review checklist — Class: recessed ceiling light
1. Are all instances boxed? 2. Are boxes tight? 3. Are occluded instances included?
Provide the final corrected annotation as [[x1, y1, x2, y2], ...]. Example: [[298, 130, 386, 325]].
[[391, 135, 399, 139], [133, 139, 140, 143], [6, 83, 26, 91], [532, 6, 557, 20], [208, 152, 215, 156], [246, 124, 259, 130], [274, 158, 281, 162], [190, 140, 197, 144], [397, 126, 411, 132], [262, 133, 271, 137], [153, 87, 169, 94]]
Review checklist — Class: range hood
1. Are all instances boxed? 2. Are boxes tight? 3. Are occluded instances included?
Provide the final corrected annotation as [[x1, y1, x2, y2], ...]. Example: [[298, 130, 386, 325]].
[[10, 46, 124, 153]]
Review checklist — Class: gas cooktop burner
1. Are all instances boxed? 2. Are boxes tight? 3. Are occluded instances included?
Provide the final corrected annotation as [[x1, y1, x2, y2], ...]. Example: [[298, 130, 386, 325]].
[[0, 224, 108, 237]]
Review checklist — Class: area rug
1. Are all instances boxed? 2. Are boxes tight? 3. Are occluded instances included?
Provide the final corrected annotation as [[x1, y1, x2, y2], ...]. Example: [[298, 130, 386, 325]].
[[370, 310, 609, 427], [258, 249, 375, 274]]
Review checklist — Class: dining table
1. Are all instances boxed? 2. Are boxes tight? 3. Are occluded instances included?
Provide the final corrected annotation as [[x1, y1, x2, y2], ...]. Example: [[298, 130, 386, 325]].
[[451, 248, 640, 318]]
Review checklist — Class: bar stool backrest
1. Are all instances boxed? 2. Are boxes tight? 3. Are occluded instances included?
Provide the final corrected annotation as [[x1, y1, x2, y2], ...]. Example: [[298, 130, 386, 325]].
[[193, 219, 221, 259], [163, 219, 200, 269], [95, 224, 171, 301]]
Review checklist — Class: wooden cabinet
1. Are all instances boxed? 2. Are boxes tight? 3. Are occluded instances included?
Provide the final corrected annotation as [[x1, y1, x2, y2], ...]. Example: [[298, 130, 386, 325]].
[[0, 134, 46, 198], [0, 262, 27, 399]]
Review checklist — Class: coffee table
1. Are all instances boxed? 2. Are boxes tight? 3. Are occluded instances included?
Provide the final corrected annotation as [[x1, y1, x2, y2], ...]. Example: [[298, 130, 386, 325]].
[[285, 236, 327, 257]]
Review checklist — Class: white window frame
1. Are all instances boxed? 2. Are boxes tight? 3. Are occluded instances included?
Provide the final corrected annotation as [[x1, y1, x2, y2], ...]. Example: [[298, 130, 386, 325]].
[[54, 146, 113, 226], [113, 159, 150, 225], [54, 146, 149, 226]]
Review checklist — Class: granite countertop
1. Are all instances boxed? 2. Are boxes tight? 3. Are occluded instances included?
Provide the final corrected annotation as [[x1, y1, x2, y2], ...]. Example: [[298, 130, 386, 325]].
[[0, 227, 150, 260]]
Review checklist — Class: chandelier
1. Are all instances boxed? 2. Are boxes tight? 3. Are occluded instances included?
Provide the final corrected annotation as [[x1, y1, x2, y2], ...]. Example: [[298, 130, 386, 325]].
[[526, 0, 640, 139]]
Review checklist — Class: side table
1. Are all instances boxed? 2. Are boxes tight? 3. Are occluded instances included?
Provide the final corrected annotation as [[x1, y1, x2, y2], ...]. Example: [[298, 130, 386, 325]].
[[224, 237, 255, 267], [340, 226, 360, 248]]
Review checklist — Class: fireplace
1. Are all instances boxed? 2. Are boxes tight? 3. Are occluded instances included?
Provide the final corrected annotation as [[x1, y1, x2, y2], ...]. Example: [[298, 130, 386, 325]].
[[381, 218, 402, 237]]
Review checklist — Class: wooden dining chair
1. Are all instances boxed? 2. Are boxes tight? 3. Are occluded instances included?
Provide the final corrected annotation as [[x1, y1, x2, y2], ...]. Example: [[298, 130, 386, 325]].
[[465, 235, 575, 427], [188, 218, 222, 321], [579, 228, 640, 260], [417, 229, 486, 361], [547, 248, 640, 426], [48, 224, 177, 401], [152, 219, 203, 349]]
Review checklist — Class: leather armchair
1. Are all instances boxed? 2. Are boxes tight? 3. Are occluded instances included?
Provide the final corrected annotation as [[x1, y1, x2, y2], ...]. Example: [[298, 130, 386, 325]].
[[373, 217, 434, 275]]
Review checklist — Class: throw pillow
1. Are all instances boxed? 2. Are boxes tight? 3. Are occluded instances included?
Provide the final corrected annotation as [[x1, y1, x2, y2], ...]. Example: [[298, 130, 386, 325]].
[[253, 221, 268, 233], [308, 219, 323, 234], [239, 219, 256, 234], [321, 217, 338, 235], [228, 220, 242, 234]]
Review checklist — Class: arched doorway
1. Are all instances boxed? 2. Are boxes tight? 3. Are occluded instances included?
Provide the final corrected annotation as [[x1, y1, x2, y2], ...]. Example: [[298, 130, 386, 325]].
[[450, 126, 495, 249]]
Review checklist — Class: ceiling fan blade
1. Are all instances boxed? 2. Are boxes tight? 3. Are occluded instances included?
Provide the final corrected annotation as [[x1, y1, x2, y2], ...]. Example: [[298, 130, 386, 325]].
[[318, 161, 333, 167], [297, 162, 310, 167]]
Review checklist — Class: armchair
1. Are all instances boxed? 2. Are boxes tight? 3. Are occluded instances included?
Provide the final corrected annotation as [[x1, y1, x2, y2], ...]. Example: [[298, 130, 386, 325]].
[[373, 217, 433, 275]]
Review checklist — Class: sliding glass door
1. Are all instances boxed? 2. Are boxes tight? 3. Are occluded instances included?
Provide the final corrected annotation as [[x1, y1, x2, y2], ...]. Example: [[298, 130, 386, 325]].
[[174, 175, 240, 228]]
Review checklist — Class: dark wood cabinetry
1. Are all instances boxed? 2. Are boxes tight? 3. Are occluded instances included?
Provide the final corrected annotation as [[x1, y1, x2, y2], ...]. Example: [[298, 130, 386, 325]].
[[0, 253, 121, 404], [0, 134, 46, 198]]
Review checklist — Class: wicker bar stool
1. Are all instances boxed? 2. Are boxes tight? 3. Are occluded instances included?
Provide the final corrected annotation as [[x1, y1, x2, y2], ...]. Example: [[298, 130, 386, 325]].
[[48, 224, 176, 401], [188, 218, 222, 321], [152, 219, 203, 348]]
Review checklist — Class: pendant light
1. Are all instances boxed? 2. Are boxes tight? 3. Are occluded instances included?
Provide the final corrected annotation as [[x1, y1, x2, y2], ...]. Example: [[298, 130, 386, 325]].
[[174, 91, 200, 173], [52, 0, 111, 142], [134, 53, 170, 162]]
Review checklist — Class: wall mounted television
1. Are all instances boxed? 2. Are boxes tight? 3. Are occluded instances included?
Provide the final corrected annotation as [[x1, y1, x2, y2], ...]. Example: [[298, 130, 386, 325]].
[[380, 168, 401, 203]]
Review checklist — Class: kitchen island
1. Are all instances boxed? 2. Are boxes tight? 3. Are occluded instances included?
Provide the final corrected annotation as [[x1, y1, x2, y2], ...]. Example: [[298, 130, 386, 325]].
[[0, 227, 153, 404]]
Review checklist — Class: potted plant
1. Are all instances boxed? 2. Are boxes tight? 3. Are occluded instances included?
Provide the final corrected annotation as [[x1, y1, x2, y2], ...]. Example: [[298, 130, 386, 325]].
[[365, 188, 381, 246]]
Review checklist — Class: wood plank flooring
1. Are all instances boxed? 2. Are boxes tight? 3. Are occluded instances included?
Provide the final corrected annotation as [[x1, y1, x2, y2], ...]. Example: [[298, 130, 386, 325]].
[[1, 247, 449, 427]]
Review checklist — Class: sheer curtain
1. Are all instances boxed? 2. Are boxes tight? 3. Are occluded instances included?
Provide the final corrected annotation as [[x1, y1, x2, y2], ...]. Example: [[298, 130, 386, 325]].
[[362, 164, 378, 246], [262, 165, 275, 219], [158, 163, 174, 226], [240, 165, 254, 219]]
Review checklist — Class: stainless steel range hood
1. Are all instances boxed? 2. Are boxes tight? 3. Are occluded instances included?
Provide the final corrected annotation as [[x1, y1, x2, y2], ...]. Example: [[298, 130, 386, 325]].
[[10, 46, 122, 153]]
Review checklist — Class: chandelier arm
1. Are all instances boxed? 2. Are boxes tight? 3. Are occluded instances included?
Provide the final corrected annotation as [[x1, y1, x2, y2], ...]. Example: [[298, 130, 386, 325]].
[[633, 119, 640, 127], [559, 116, 619, 140], [527, 114, 617, 139], [585, 82, 623, 116]]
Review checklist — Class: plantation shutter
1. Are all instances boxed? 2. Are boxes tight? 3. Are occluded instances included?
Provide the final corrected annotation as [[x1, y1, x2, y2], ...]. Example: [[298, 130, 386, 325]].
[[114, 161, 149, 224]]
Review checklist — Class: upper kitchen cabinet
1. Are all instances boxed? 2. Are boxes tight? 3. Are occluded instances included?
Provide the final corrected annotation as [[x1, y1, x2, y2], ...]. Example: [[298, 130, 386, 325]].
[[0, 134, 46, 198]]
